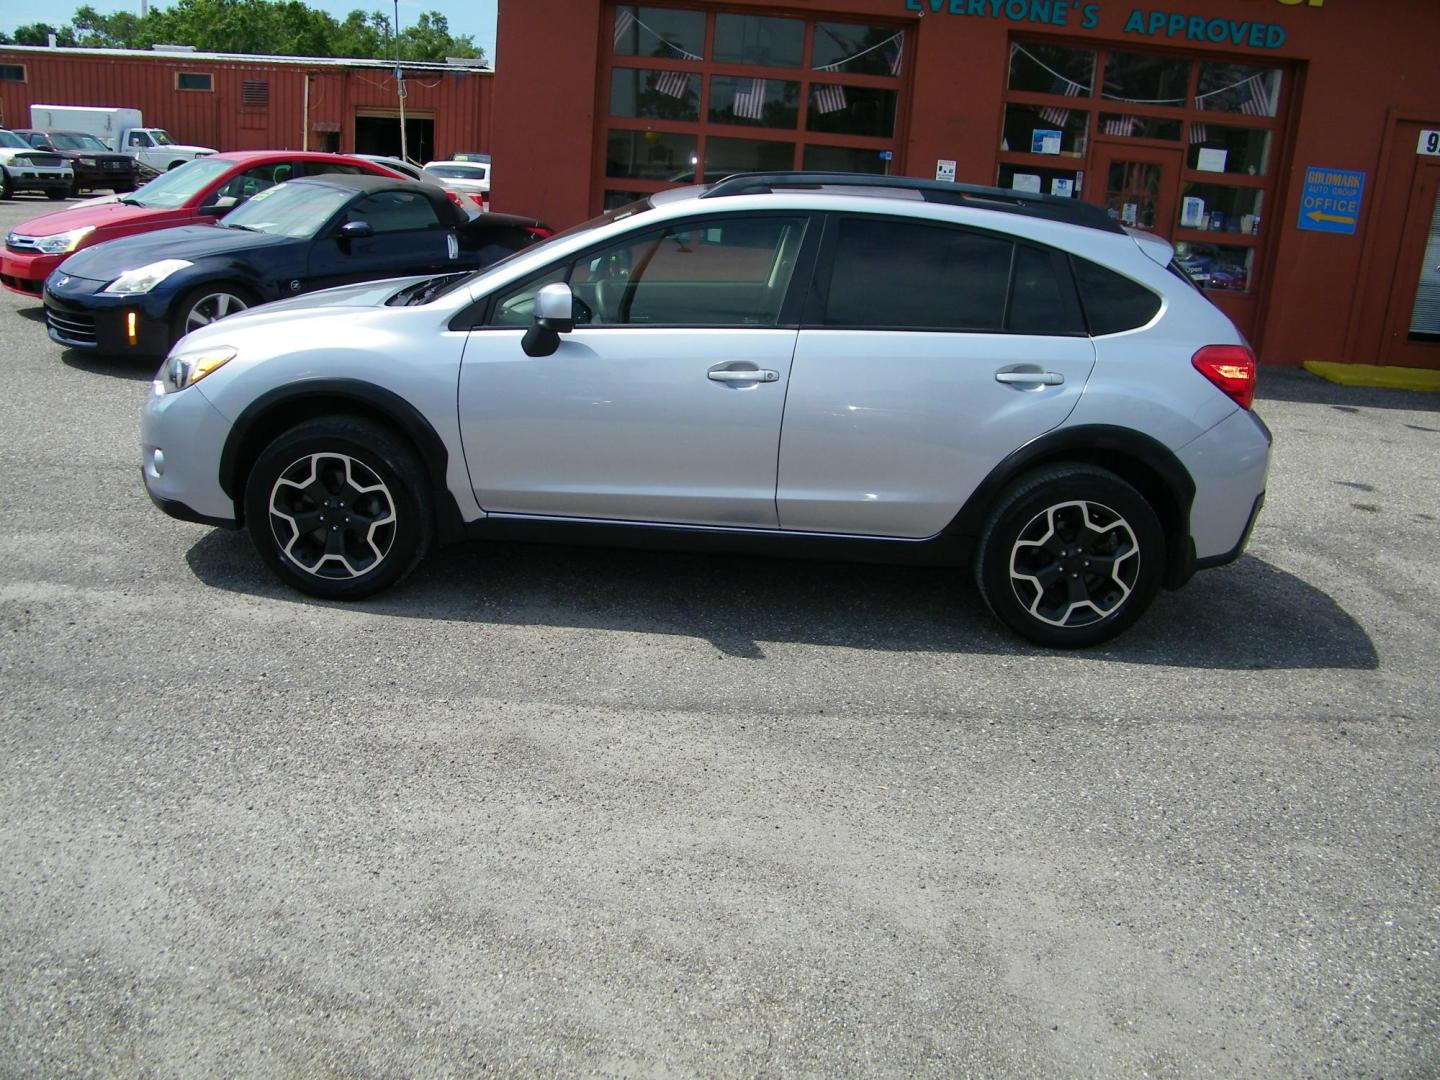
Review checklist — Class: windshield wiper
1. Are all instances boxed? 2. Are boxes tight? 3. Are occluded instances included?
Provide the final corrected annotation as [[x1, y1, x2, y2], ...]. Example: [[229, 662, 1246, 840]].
[[221, 223, 260, 232]]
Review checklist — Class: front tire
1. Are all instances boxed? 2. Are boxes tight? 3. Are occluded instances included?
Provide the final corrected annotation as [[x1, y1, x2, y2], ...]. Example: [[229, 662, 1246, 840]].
[[975, 465, 1165, 648], [244, 417, 434, 600], [46, 188, 68, 200], [170, 283, 254, 346], [0, 168, 13, 199]]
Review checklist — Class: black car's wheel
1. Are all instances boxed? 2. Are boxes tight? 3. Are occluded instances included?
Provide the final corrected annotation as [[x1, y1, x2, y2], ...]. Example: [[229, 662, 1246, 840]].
[[167, 160, 186, 171], [244, 417, 434, 600], [114, 183, 136, 194], [0, 168, 11, 200], [171, 283, 254, 344], [975, 465, 1164, 648], [46, 188, 67, 200]]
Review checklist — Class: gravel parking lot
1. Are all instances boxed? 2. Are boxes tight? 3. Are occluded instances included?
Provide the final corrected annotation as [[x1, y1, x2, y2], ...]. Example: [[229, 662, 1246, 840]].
[[1, 194, 1436, 1078]]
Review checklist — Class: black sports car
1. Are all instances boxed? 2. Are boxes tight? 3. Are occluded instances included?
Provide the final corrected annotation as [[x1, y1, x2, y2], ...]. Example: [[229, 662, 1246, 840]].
[[44, 174, 549, 357]]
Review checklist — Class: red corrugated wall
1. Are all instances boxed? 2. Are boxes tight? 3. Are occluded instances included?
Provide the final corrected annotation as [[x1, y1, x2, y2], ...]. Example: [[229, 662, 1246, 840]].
[[0, 48, 491, 159]]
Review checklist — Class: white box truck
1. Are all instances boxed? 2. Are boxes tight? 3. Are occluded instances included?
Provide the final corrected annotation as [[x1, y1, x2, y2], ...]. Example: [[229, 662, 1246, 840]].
[[29, 105, 216, 173]]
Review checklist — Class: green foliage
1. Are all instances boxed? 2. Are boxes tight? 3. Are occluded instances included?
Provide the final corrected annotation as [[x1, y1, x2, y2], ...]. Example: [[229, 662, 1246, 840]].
[[32, 0, 485, 63]]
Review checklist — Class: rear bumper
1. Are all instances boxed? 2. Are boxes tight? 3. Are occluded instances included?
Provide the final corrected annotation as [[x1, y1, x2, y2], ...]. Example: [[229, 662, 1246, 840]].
[[1176, 407, 1272, 563]]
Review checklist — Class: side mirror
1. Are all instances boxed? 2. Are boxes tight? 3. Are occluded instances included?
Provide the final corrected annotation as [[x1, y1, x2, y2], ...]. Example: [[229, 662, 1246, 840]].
[[340, 220, 375, 241], [522, 282, 576, 357], [197, 203, 227, 217]]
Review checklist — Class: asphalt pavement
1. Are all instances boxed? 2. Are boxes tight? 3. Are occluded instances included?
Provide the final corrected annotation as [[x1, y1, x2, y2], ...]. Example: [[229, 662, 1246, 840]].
[[0, 194, 1436, 1078]]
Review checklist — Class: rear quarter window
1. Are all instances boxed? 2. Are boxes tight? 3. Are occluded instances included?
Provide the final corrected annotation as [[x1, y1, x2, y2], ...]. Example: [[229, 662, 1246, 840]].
[[1070, 256, 1162, 335]]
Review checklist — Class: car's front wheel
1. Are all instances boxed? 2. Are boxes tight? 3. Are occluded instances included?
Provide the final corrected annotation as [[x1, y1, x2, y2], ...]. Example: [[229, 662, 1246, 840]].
[[171, 283, 254, 346], [244, 417, 434, 600], [975, 465, 1164, 648]]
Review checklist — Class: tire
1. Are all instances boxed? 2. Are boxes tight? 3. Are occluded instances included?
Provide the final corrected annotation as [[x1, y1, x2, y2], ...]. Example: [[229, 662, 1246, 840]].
[[170, 283, 255, 347], [0, 168, 12, 200], [167, 160, 186, 171], [975, 464, 1165, 648], [46, 188, 68, 201], [244, 417, 434, 600], [114, 183, 136, 194]]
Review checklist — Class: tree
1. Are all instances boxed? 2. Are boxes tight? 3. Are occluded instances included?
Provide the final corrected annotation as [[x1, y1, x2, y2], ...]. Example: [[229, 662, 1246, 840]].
[[23, 0, 486, 64]]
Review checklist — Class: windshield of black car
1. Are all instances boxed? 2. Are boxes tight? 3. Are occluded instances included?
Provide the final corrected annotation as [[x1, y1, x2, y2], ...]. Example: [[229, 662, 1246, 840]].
[[219, 183, 354, 238], [53, 133, 112, 151], [124, 157, 233, 208], [401, 198, 654, 304], [0, 129, 29, 149]]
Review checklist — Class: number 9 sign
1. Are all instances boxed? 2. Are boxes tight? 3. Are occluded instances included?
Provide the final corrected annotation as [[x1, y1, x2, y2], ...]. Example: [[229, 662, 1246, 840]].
[[1419, 130, 1440, 157]]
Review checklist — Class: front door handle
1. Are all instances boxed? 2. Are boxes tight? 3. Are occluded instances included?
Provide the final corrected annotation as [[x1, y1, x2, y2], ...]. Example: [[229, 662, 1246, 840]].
[[994, 370, 1065, 386], [708, 367, 779, 384]]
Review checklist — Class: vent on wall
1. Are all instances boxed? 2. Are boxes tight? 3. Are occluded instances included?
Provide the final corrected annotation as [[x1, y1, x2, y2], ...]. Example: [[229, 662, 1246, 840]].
[[242, 80, 270, 107]]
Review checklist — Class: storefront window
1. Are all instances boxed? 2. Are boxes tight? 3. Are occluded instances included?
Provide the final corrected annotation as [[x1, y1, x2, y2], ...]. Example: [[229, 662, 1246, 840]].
[[811, 23, 905, 77], [997, 164, 1083, 198], [1001, 103, 1089, 157], [1007, 42, 1095, 95], [803, 145, 890, 174], [1173, 241, 1254, 293], [1196, 63, 1281, 117], [1188, 124, 1272, 176], [806, 85, 897, 138], [708, 76, 799, 128], [1178, 184, 1264, 236], [704, 135, 794, 175], [713, 13, 803, 68], [613, 6, 705, 61], [610, 69, 700, 121], [606, 129, 697, 181], [1102, 51, 1189, 106], [1098, 113, 1180, 141]]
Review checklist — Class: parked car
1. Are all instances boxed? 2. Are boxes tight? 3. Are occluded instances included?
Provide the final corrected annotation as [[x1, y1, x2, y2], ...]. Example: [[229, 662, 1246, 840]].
[[2, 151, 407, 297], [136, 171, 1271, 647], [27, 106, 215, 173], [11, 129, 138, 195], [422, 160, 491, 201], [46, 174, 550, 356], [0, 129, 73, 201]]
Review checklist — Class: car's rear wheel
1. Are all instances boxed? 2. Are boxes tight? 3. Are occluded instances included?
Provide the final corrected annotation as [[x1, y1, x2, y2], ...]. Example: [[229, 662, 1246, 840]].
[[244, 417, 434, 600], [975, 465, 1164, 648], [171, 283, 254, 345]]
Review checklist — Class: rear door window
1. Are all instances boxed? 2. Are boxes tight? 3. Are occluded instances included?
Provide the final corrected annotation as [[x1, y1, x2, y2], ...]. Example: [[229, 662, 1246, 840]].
[[1007, 244, 1086, 336]]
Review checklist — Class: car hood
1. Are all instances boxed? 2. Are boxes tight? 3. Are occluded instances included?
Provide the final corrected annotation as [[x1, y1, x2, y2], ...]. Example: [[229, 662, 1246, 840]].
[[59, 224, 288, 279], [10, 200, 188, 240]]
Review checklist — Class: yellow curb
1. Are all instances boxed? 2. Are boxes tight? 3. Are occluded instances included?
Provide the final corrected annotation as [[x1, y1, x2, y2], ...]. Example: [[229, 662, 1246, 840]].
[[1302, 361, 1440, 392]]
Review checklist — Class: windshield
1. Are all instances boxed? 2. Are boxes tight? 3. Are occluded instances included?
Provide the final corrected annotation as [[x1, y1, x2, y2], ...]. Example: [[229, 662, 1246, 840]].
[[219, 182, 353, 238], [151, 130, 175, 146], [124, 157, 232, 209], [52, 132, 112, 151], [425, 165, 487, 180], [0, 129, 29, 149]]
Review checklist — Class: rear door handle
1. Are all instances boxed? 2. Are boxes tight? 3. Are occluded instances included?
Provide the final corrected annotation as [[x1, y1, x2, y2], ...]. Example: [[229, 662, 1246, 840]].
[[994, 370, 1065, 386], [708, 367, 779, 383]]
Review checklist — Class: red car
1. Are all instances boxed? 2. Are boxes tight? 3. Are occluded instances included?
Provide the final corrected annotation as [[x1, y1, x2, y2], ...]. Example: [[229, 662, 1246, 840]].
[[1, 151, 406, 298]]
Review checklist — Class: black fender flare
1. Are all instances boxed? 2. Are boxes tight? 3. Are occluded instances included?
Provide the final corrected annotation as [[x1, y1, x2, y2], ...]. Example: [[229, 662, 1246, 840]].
[[217, 379, 466, 543]]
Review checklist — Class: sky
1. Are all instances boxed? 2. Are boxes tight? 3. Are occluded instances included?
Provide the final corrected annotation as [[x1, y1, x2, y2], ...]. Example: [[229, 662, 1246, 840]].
[[0, 0, 500, 63]]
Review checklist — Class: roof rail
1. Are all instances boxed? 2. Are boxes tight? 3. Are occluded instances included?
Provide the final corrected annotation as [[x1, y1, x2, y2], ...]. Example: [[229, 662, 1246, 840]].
[[699, 171, 1125, 234]]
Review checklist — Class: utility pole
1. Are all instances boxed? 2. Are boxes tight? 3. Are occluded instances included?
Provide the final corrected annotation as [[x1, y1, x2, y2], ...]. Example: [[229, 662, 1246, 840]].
[[393, 0, 408, 163]]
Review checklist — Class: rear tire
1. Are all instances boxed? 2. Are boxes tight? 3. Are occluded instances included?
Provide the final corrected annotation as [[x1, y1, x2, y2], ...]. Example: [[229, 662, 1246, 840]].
[[975, 464, 1165, 648], [244, 417, 434, 600]]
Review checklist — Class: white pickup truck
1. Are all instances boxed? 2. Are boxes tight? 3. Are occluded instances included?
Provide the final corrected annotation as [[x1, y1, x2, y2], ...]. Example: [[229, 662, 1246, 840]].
[[29, 105, 216, 173]]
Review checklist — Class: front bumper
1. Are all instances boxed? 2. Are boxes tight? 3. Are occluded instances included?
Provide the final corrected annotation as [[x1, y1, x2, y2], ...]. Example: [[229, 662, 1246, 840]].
[[142, 379, 239, 527], [44, 275, 173, 357], [2, 247, 62, 297], [73, 161, 136, 190], [3, 167, 72, 195]]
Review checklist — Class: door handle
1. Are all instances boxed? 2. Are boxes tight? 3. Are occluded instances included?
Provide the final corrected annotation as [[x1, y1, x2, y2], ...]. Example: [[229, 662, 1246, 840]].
[[994, 370, 1065, 386], [708, 368, 779, 383]]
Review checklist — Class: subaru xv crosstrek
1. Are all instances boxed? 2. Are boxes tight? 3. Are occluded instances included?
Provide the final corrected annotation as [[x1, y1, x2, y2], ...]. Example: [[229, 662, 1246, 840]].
[[140, 172, 1271, 647]]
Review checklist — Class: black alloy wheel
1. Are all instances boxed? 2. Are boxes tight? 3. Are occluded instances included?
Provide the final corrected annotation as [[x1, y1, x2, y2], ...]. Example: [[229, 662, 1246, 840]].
[[976, 464, 1165, 648], [244, 417, 434, 600]]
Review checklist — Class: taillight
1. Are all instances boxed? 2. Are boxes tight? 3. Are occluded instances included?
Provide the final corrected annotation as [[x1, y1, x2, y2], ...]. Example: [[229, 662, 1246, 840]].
[[1191, 344, 1256, 410]]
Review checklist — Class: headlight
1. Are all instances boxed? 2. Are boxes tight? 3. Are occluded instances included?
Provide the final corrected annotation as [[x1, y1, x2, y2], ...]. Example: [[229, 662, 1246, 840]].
[[33, 226, 97, 255], [157, 346, 236, 394], [103, 259, 192, 296], [77, 156, 97, 165]]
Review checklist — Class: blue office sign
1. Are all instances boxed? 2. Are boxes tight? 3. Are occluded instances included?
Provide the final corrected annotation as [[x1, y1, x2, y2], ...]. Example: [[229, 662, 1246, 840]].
[[1297, 167, 1366, 236]]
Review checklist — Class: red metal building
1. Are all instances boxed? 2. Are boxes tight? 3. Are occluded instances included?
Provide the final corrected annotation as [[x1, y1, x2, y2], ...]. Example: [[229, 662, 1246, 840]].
[[0, 44, 493, 165], [487, 0, 1440, 370]]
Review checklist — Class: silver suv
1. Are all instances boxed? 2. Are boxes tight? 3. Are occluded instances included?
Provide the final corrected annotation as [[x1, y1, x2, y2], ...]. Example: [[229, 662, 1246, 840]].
[[141, 172, 1271, 647]]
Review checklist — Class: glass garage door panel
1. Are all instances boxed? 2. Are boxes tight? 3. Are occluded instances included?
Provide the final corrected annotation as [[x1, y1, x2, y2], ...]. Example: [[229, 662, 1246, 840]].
[[1409, 189, 1440, 341]]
